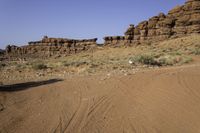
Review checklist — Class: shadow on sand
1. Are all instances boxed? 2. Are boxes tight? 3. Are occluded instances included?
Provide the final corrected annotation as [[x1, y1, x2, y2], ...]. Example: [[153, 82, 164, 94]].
[[0, 79, 63, 92]]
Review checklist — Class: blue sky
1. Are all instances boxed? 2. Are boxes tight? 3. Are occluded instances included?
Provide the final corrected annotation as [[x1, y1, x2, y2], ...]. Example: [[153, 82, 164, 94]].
[[0, 0, 185, 49]]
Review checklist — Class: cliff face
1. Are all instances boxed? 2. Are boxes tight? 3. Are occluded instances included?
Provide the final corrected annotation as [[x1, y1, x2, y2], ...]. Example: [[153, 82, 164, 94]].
[[5, 36, 97, 59], [104, 0, 200, 46]]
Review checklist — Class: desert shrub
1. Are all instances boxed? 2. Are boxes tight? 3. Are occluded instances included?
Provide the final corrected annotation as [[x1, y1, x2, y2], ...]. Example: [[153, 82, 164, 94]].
[[47, 62, 63, 68], [158, 55, 192, 65], [180, 56, 193, 64], [32, 63, 48, 70], [89, 63, 99, 68], [130, 54, 160, 66], [156, 56, 176, 66], [16, 64, 26, 69], [0, 63, 6, 69], [63, 60, 89, 67], [129, 53, 192, 66], [170, 51, 182, 56], [192, 48, 200, 55]]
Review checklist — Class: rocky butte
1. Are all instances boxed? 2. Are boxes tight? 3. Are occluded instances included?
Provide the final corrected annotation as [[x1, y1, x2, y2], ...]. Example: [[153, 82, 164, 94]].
[[104, 0, 200, 46], [5, 36, 97, 59]]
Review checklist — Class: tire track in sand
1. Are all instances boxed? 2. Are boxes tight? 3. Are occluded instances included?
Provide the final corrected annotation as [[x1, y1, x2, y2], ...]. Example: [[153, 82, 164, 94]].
[[62, 79, 101, 133]]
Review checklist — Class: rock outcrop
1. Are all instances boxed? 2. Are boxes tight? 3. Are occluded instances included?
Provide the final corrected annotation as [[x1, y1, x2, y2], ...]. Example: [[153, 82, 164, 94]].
[[6, 36, 97, 59], [104, 0, 200, 46]]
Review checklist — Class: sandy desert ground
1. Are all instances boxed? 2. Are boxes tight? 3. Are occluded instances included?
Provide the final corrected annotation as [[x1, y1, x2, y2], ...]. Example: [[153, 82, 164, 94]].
[[1, 60, 200, 133]]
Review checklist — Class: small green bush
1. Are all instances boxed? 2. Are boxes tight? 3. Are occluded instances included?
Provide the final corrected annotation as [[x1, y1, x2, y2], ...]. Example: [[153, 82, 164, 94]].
[[170, 51, 182, 56], [130, 54, 160, 66], [129, 53, 192, 66], [157, 56, 176, 66], [180, 56, 193, 64], [192, 48, 200, 55]]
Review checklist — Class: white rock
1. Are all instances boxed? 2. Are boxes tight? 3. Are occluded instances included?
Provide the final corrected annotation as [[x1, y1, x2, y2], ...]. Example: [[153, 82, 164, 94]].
[[129, 60, 133, 64]]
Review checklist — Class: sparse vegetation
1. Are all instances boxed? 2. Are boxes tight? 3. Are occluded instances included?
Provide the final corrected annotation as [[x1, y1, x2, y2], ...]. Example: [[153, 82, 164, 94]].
[[0, 62, 6, 69], [130, 54, 160, 66], [169, 51, 182, 56], [32, 63, 48, 70], [62, 60, 89, 67], [192, 48, 200, 55], [15, 64, 27, 69], [129, 53, 192, 66], [180, 56, 193, 64]]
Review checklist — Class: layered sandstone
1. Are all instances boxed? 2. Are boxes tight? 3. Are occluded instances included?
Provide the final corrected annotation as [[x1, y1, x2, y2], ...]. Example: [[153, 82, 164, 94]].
[[104, 0, 200, 46], [5, 36, 97, 59]]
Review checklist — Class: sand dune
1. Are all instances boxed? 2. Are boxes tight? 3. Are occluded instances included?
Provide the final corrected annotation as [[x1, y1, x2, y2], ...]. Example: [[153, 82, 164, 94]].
[[1, 63, 200, 133]]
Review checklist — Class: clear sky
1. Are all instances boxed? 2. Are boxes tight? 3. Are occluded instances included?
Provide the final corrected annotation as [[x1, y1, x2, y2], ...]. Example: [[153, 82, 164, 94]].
[[0, 0, 185, 49]]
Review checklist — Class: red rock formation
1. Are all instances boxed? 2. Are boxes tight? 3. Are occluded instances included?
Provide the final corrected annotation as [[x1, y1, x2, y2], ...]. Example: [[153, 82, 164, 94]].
[[6, 36, 97, 59], [104, 0, 200, 46]]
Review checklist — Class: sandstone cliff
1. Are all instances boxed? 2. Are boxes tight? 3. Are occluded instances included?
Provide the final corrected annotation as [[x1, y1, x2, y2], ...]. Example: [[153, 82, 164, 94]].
[[5, 36, 97, 59], [104, 0, 200, 46]]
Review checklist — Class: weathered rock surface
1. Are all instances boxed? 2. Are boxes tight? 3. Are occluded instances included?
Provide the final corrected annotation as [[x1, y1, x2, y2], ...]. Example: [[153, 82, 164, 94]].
[[104, 0, 200, 46], [5, 36, 97, 59]]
